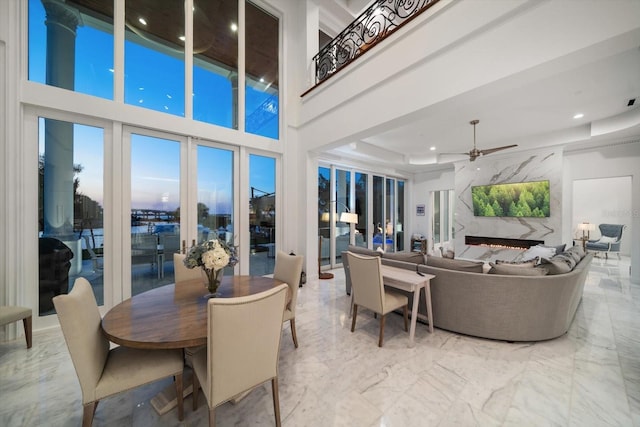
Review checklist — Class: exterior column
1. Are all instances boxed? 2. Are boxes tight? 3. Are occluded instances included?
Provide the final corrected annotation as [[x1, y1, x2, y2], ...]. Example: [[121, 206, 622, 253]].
[[41, 0, 78, 239], [41, 0, 82, 273]]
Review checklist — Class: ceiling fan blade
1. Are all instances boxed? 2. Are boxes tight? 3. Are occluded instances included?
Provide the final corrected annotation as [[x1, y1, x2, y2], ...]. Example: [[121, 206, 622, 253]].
[[478, 144, 518, 156]]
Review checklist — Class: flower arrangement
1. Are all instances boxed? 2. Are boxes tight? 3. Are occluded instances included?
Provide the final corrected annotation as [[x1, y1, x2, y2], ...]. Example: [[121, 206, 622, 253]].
[[184, 238, 238, 295]]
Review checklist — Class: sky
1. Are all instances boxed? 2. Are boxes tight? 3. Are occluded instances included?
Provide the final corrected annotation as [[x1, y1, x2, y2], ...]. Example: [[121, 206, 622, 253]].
[[30, 0, 276, 213]]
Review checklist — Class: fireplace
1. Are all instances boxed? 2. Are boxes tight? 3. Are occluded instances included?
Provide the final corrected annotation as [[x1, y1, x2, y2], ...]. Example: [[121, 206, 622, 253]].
[[465, 235, 544, 250]]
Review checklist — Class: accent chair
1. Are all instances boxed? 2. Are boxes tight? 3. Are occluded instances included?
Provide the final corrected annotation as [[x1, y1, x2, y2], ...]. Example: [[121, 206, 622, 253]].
[[585, 223, 626, 259]]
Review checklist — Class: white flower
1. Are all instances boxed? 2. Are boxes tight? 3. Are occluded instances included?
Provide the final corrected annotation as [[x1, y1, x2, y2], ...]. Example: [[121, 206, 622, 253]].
[[211, 247, 230, 270]]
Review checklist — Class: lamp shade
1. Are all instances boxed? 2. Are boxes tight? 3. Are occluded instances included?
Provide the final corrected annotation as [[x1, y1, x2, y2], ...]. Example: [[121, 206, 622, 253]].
[[578, 222, 596, 231], [339, 212, 358, 224], [321, 212, 330, 222]]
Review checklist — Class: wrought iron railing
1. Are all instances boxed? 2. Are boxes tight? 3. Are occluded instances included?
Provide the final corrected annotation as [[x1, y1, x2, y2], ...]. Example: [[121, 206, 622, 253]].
[[311, 0, 440, 87]]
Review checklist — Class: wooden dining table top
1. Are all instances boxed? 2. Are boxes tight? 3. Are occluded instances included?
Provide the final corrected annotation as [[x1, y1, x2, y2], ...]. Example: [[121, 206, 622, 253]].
[[101, 275, 286, 350]]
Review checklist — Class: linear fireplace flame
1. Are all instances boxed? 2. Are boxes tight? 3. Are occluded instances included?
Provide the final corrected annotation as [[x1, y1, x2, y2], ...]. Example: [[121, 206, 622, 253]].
[[465, 235, 544, 250]]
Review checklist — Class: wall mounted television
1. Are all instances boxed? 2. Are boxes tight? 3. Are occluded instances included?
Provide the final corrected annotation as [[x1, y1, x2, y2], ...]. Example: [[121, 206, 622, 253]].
[[471, 180, 550, 218]]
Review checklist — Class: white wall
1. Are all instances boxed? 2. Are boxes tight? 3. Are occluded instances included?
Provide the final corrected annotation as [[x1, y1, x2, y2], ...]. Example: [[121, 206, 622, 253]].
[[573, 176, 632, 255], [412, 167, 455, 252], [565, 141, 640, 283]]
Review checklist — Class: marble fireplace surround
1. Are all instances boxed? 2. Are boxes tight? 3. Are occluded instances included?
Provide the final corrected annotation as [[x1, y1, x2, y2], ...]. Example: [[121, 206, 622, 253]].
[[454, 148, 563, 262]]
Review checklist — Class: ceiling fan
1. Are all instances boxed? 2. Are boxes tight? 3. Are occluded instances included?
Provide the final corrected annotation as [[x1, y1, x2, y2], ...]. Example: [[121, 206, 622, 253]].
[[444, 120, 517, 162]]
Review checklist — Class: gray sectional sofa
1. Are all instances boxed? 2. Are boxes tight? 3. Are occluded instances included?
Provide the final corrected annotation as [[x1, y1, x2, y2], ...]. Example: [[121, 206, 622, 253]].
[[342, 245, 592, 342]]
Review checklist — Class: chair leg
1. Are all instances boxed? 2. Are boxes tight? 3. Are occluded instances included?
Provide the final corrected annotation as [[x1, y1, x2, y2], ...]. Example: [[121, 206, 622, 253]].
[[82, 401, 97, 427], [290, 318, 299, 348], [23, 315, 32, 349], [174, 373, 184, 421], [209, 407, 215, 427], [192, 371, 200, 411], [378, 314, 386, 347], [403, 306, 408, 332], [351, 305, 358, 332], [272, 377, 282, 427]]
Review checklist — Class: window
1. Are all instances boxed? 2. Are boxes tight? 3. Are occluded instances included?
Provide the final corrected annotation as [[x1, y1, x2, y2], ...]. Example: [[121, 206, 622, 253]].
[[249, 154, 276, 275], [193, 1, 238, 128], [29, 0, 114, 99], [197, 146, 234, 246], [38, 118, 104, 315], [130, 134, 180, 295], [245, 1, 279, 139], [125, 2, 185, 116], [432, 190, 455, 247]]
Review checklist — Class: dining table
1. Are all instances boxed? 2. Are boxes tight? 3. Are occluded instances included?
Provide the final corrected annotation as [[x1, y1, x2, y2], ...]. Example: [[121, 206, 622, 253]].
[[101, 274, 288, 415], [102, 274, 288, 350]]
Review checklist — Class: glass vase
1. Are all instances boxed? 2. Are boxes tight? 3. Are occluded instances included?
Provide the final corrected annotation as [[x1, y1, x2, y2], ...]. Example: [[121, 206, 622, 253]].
[[202, 268, 223, 298]]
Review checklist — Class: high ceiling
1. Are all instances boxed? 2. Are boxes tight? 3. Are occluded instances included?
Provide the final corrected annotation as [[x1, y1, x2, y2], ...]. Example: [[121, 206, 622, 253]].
[[315, 0, 640, 173]]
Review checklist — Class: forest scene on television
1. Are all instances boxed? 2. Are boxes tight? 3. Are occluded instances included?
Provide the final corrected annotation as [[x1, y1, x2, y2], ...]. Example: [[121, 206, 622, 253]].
[[472, 180, 550, 218]]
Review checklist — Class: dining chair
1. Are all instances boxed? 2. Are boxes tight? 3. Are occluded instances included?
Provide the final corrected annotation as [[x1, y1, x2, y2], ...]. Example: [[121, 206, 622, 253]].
[[346, 251, 409, 347], [192, 284, 289, 427], [53, 278, 185, 427], [173, 252, 206, 367], [273, 250, 304, 348], [0, 306, 32, 348], [174, 253, 202, 283]]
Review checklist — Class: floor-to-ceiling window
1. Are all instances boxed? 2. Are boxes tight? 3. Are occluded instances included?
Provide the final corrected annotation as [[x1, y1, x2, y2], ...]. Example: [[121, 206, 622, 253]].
[[249, 154, 276, 275], [355, 172, 368, 247], [129, 133, 181, 295], [319, 165, 405, 262], [197, 146, 234, 246], [37, 118, 104, 316], [318, 167, 331, 269], [25, 1, 281, 319]]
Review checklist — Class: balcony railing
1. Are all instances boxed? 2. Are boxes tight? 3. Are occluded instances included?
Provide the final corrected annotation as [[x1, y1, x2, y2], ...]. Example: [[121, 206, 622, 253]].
[[310, 0, 440, 88]]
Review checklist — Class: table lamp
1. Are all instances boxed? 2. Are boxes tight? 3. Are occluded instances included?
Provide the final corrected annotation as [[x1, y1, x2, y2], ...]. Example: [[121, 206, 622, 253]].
[[578, 222, 596, 240]]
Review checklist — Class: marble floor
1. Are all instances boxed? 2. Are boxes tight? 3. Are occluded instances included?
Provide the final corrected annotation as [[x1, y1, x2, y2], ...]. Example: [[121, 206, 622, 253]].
[[1, 255, 638, 426]]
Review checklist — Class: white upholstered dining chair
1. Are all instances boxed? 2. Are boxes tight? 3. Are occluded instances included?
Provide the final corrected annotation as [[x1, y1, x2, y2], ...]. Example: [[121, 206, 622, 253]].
[[174, 253, 202, 283], [273, 250, 304, 348], [53, 278, 185, 427], [346, 251, 409, 347], [191, 284, 288, 427]]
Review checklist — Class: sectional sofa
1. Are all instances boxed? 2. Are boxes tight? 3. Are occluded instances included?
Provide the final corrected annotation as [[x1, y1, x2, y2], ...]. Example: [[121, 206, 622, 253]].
[[342, 245, 592, 342]]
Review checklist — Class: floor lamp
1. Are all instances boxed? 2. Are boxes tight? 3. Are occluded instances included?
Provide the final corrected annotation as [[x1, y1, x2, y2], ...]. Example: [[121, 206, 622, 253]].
[[318, 209, 359, 280]]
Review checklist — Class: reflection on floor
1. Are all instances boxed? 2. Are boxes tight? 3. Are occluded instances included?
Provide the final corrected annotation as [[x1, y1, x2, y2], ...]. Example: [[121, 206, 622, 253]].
[[2, 255, 638, 426]]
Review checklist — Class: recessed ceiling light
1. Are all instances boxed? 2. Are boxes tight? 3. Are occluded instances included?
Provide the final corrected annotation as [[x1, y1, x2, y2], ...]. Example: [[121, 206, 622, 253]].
[[430, 146, 436, 151], [260, 77, 264, 83], [230, 23, 238, 32], [573, 113, 584, 119], [138, 17, 147, 26], [178, 35, 186, 42]]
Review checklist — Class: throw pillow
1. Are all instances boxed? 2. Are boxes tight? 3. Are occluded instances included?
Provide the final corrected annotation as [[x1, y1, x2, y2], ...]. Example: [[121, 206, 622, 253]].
[[599, 236, 618, 244], [495, 259, 538, 268], [426, 256, 484, 273], [552, 253, 576, 270], [521, 245, 556, 262], [539, 257, 572, 275], [382, 251, 426, 265], [565, 245, 585, 262], [488, 262, 548, 276]]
